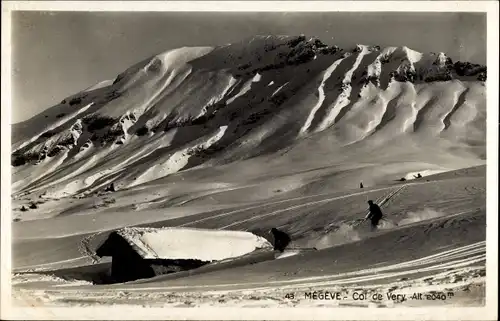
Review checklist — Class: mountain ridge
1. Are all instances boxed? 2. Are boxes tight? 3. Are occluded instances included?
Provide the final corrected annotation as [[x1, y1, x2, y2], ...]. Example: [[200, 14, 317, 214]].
[[11, 35, 486, 198]]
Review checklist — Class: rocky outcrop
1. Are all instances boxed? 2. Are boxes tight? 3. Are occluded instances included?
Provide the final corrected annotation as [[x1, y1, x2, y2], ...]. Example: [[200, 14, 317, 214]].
[[239, 36, 341, 75], [83, 114, 116, 132], [453, 61, 487, 81], [12, 152, 39, 167]]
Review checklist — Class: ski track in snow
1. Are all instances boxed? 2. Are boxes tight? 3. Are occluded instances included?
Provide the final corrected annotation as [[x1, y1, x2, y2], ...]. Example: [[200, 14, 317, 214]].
[[362, 184, 407, 220], [29, 241, 486, 297], [15, 257, 89, 273], [17, 241, 483, 309], [219, 183, 407, 230], [74, 179, 447, 262], [104, 241, 485, 292], [180, 183, 413, 229], [11, 175, 485, 308], [65, 181, 416, 264]]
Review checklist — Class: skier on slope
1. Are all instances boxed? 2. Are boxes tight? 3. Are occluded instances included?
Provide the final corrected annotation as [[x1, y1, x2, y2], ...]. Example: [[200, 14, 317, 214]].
[[366, 200, 384, 231], [270, 228, 291, 252]]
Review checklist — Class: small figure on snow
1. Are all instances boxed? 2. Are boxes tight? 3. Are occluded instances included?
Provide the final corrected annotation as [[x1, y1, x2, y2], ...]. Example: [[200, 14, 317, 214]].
[[366, 200, 383, 231], [414, 173, 423, 179], [270, 227, 291, 252], [360, 182, 364, 189]]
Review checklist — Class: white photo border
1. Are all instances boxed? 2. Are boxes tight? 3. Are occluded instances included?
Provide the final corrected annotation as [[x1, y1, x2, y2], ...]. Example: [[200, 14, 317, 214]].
[[1, 1, 498, 320]]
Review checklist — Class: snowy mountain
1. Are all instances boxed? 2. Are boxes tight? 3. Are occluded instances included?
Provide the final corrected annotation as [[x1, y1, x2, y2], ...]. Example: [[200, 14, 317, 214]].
[[10, 35, 488, 308], [11, 35, 486, 199]]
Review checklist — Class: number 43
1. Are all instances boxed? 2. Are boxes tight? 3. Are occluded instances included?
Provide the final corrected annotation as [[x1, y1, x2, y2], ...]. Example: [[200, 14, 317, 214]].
[[285, 293, 295, 299]]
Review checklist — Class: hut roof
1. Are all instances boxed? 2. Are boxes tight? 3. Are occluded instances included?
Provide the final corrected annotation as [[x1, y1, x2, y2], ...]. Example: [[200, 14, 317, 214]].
[[115, 227, 273, 261]]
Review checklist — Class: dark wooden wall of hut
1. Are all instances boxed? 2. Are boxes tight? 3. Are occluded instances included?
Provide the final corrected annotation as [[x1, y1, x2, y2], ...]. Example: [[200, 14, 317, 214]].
[[95, 231, 210, 284], [96, 232, 155, 283]]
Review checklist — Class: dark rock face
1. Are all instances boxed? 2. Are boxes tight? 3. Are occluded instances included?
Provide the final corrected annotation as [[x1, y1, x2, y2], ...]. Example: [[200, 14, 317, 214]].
[[241, 36, 341, 75], [47, 146, 64, 158], [59, 135, 76, 147], [12, 152, 38, 167], [83, 114, 116, 132], [286, 35, 306, 48], [44, 134, 77, 158], [269, 91, 288, 107], [69, 94, 88, 106], [69, 98, 82, 106], [81, 140, 92, 149], [393, 70, 417, 83], [286, 38, 321, 65], [81, 114, 127, 145], [135, 126, 149, 136], [454, 61, 487, 77], [424, 71, 453, 82], [319, 46, 339, 55], [102, 127, 124, 144], [477, 72, 487, 81], [106, 90, 122, 101], [147, 58, 163, 73], [362, 75, 380, 86], [353, 46, 363, 53]]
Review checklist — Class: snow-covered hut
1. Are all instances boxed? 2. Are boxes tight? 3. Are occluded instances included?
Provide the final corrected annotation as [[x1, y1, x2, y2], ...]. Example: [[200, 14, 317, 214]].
[[95, 227, 272, 283]]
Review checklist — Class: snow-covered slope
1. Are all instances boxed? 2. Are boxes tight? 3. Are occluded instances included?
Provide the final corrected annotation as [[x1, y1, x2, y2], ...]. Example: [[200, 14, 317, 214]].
[[9, 35, 489, 310], [12, 166, 487, 308], [7, 36, 486, 306], [11, 35, 486, 200]]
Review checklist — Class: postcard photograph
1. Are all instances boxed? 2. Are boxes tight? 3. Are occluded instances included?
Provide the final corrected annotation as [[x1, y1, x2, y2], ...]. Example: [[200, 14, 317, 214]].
[[1, 1, 498, 320]]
